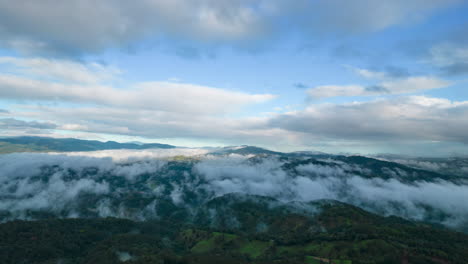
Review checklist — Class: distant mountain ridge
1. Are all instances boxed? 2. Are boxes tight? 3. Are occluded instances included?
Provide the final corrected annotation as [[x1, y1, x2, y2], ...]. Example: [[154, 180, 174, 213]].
[[211, 145, 283, 156], [0, 137, 461, 183], [0, 136, 175, 153]]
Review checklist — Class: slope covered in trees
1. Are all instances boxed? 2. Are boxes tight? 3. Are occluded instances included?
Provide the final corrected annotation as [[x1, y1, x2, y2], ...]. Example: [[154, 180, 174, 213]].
[[1, 198, 467, 264]]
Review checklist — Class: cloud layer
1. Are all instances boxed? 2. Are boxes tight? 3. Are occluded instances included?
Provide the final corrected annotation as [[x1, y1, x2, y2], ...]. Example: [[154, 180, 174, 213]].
[[269, 96, 468, 144], [0, 150, 467, 230], [0, 0, 460, 55]]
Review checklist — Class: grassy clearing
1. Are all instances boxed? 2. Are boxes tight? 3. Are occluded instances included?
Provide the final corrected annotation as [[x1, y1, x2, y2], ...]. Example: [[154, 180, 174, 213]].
[[191, 231, 238, 254], [306, 256, 352, 264], [305, 256, 322, 264], [191, 239, 215, 254], [238, 240, 269, 258]]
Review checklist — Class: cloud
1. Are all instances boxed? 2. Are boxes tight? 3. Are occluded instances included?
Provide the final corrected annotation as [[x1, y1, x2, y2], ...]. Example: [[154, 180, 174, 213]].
[[0, 0, 460, 56], [195, 155, 468, 228], [0, 153, 112, 218], [348, 66, 410, 80], [392, 159, 447, 172], [307, 77, 449, 98], [0, 57, 274, 115], [404, 20, 468, 76], [1, 151, 467, 229], [0, 0, 269, 56], [0, 118, 56, 129], [12, 104, 288, 145], [117, 252, 134, 262], [378, 156, 468, 177], [61, 148, 210, 162], [293, 83, 307, 89], [308, 85, 367, 98], [307, 67, 450, 98], [428, 43, 468, 76], [351, 68, 388, 79], [7, 95, 468, 154], [0, 58, 463, 153], [301, 0, 462, 34], [0, 57, 278, 144], [0, 57, 120, 84], [0, 149, 190, 219], [269, 95, 468, 143]]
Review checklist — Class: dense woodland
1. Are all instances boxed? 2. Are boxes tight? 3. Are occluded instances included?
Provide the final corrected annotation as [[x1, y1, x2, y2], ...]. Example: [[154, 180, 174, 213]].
[[1, 200, 467, 264]]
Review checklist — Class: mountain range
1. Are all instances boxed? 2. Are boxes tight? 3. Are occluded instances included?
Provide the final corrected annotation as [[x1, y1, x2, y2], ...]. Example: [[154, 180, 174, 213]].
[[0, 136, 467, 263], [0, 136, 175, 153]]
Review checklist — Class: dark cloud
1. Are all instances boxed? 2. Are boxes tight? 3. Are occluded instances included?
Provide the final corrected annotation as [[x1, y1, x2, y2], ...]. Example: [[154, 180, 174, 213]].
[[441, 62, 468, 76], [0, 109, 9, 113], [268, 96, 468, 143], [293, 82, 308, 89], [382, 66, 411, 78], [364, 85, 390, 93]]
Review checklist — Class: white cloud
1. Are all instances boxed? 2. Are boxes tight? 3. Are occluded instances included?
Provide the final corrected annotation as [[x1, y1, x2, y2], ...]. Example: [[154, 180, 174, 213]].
[[0, 57, 119, 84], [61, 148, 210, 162], [195, 155, 468, 227], [351, 68, 388, 79], [307, 67, 450, 99], [0, 57, 274, 115], [308, 85, 367, 98], [59, 123, 89, 131]]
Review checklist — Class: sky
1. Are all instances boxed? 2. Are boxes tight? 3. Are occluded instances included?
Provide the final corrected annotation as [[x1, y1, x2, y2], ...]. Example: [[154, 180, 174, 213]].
[[0, 0, 468, 156]]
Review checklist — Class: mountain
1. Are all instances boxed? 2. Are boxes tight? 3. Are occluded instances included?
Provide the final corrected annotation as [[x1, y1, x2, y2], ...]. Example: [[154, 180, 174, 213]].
[[1, 150, 466, 228], [211, 145, 283, 156], [0, 136, 175, 153], [0, 141, 51, 154], [1, 138, 468, 263], [375, 155, 468, 178]]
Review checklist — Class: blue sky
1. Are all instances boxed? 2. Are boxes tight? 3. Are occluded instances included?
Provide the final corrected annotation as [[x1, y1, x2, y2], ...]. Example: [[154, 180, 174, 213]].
[[0, 0, 468, 156]]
